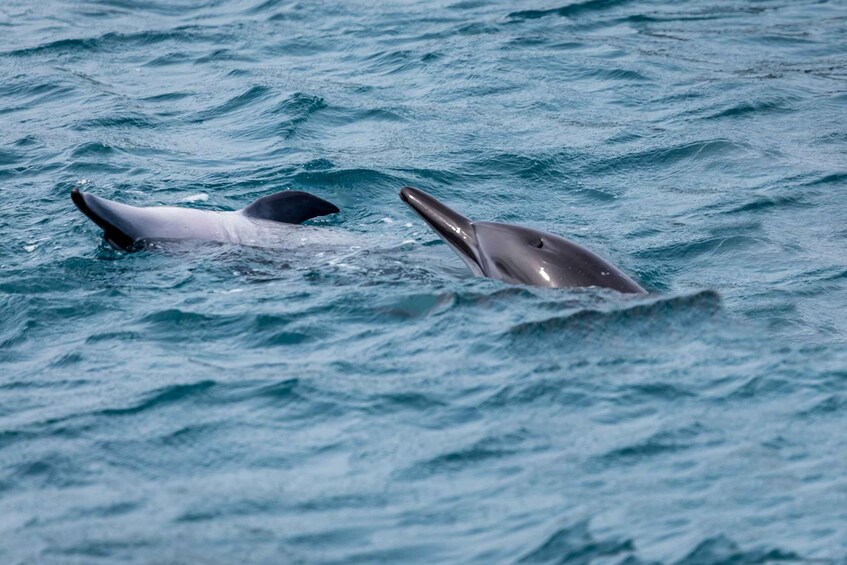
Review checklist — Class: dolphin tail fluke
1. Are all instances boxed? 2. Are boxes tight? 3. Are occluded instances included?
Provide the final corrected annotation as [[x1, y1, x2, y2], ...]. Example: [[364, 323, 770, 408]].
[[242, 191, 339, 224], [71, 189, 140, 251]]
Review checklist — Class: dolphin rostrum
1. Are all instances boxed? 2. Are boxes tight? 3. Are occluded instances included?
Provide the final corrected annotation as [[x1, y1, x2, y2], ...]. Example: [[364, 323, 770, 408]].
[[400, 186, 645, 293], [71, 189, 340, 251]]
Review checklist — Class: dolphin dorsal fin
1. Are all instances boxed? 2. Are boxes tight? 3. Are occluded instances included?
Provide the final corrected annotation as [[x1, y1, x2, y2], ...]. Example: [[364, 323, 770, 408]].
[[242, 191, 339, 224]]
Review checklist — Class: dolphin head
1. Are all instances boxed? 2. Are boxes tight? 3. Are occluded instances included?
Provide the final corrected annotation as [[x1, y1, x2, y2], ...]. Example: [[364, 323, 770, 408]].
[[400, 186, 645, 293]]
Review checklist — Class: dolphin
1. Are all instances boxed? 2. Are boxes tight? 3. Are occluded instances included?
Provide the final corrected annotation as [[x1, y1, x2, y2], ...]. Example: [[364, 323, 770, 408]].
[[71, 189, 340, 251], [399, 186, 645, 293]]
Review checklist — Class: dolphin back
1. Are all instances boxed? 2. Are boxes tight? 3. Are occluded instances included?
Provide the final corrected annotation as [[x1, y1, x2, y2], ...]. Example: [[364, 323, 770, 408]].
[[71, 189, 340, 251]]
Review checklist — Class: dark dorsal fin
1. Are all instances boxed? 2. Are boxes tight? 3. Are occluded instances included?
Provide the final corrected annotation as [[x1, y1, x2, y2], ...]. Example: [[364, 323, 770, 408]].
[[242, 191, 339, 224]]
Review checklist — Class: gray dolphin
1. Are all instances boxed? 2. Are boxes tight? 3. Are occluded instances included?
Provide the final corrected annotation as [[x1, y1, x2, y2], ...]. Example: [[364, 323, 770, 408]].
[[71, 189, 339, 251], [400, 186, 645, 293]]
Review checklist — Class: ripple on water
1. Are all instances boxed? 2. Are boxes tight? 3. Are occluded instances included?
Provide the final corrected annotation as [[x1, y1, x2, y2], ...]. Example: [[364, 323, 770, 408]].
[[517, 520, 636, 563], [96, 380, 217, 418], [508, 0, 636, 22], [503, 291, 722, 347]]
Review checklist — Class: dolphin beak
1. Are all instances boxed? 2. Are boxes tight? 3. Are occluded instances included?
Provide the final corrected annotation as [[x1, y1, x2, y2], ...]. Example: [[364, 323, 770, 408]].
[[399, 186, 483, 275]]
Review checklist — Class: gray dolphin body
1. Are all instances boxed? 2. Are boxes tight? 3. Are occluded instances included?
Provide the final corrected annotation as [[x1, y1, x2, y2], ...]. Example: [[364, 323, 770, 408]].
[[71, 189, 339, 251], [400, 186, 645, 293]]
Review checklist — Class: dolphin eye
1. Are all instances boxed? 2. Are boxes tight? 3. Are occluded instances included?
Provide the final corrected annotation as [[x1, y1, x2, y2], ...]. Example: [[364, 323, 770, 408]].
[[529, 238, 543, 249]]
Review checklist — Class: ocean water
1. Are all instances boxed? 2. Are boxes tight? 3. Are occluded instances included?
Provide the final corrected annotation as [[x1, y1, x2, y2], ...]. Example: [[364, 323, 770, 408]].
[[2, 0, 847, 562]]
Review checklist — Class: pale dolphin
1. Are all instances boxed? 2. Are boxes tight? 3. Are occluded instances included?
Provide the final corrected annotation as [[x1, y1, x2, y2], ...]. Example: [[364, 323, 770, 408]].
[[71, 189, 339, 251], [400, 186, 645, 293]]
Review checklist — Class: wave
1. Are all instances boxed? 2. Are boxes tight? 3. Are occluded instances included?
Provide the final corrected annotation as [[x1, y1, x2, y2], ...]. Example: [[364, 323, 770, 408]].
[[509, 0, 634, 22], [3, 27, 223, 58], [97, 380, 216, 418], [504, 290, 722, 342], [518, 520, 635, 563]]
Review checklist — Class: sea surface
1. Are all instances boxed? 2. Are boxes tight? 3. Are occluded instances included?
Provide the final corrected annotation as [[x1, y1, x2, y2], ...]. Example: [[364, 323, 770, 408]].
[[2, 0, 847, 563]]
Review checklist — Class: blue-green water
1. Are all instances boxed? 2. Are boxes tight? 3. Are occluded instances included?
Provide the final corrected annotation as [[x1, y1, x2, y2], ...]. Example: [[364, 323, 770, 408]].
[[2, 0, 847, 562]]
